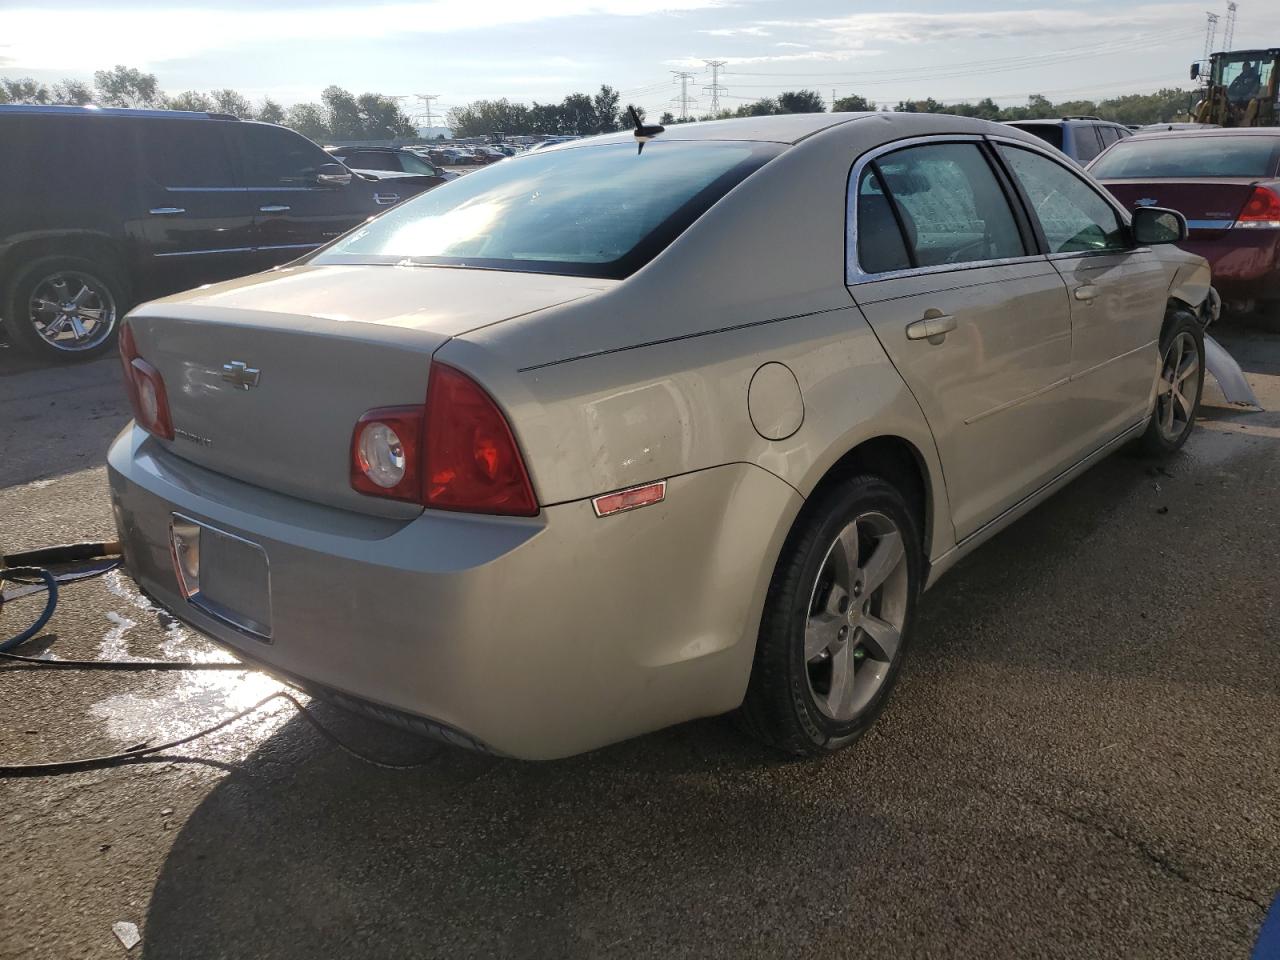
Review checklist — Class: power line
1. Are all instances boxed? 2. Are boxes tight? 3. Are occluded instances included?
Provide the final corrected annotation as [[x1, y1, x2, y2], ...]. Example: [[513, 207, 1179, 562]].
[[723, 25, 1198, 80], [703, 60, 727, 116], [415, 94, 440, 129], [1223, 2, 1238, 51], [670, 70, 697, 120], [721, 29, 1201, 92]]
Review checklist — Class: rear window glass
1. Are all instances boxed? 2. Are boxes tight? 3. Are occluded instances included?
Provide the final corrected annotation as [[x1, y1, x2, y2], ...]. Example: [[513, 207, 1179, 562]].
[[1089, 135, 1280, 178], [311, 140, 779, 279], [1012, 124, 1064, 150]]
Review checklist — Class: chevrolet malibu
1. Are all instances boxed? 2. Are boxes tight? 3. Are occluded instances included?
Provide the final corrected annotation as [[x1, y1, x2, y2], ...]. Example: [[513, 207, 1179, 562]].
[[109, 113, 1213, 759]]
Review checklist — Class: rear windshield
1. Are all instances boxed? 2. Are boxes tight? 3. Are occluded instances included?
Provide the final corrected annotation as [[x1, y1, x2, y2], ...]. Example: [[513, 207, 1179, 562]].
[[311, 140, 780, 279], [1089, 135, 1280, 179], [1012, 124, 1064, 150]]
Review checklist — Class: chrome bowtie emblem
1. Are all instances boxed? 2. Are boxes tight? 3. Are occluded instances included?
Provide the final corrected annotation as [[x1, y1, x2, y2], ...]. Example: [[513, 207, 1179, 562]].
[[221, 361, 261, 390], [1135, 198, 1158, 207]]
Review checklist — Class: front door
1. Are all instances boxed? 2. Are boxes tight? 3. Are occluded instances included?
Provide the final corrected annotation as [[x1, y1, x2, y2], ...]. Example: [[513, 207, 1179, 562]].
[[848, 139, 1075, 542], [228, 123, 381, 271], [996, 144, 1168, 448]]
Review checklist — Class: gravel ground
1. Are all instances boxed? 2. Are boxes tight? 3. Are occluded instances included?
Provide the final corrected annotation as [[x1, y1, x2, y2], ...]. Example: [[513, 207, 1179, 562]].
[[0, 326, 1276, 959]]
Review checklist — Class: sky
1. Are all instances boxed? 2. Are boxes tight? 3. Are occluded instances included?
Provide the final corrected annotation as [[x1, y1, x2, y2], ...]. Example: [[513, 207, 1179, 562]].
[[3, 0, 1280, 122]]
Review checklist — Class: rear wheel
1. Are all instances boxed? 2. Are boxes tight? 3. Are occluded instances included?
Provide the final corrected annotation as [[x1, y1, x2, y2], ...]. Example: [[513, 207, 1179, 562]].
[[4, 256, 126, 361], [1138, 309, 1204, 456], [740, 475, 922, 756]]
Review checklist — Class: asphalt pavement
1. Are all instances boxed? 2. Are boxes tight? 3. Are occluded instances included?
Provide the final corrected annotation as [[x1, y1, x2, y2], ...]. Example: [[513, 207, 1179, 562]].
[[0, 326, 1277, 959]]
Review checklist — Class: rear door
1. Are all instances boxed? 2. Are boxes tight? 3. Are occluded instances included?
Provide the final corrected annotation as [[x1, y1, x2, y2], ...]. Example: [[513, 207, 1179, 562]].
[[228, 123, 381, 270], [127, 118, 257, 295], [847, 138, 1075, 541], [996, 142, 1166, 446]]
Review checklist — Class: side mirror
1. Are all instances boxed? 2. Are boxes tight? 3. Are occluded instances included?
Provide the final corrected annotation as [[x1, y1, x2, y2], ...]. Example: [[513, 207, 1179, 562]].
[[1132, 205, 1188, 245], [1190, 62, 1200, 80], [316, 162, 353, 188]]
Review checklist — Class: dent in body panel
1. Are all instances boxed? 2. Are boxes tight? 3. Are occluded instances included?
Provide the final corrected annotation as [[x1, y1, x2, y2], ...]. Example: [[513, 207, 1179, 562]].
[[1052, 250, 1167, 448]]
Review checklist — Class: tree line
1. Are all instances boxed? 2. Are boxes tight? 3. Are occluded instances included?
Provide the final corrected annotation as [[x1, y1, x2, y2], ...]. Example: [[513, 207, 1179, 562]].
[[445, 86, 645, 138], [0, 65, 416, 141], [667, 88, 1196, 126], [1, 65, 1200, 141]]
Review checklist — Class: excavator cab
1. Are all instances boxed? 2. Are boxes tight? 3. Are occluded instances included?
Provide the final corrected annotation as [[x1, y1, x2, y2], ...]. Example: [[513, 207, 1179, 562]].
[[1191, 48, 1280, 127]]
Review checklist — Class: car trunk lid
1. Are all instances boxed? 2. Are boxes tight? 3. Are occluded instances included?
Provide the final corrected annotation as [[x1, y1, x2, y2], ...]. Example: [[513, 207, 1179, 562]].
[[1100, 178, 1262, 240], [126, 264, 612, 517]]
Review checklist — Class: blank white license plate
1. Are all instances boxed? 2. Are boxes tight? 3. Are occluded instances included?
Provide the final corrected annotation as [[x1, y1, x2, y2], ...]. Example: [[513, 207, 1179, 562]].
[[170, 514, 272, 642]]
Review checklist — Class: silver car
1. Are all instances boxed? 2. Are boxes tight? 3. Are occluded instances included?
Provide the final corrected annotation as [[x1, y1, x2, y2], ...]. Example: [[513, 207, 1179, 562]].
[[109, 113, 1212, 759]]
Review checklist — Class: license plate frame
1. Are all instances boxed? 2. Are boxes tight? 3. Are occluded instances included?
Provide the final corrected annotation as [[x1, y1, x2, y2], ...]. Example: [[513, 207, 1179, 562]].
[[169, 513, 273, 642]]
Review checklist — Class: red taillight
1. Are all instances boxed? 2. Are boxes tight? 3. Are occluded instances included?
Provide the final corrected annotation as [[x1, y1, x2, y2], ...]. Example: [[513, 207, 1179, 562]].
[[423, 363, 537, 516], [118, 321, 174, 440], [1234, 185, 1280, 228], [349, 362, 537, 517]]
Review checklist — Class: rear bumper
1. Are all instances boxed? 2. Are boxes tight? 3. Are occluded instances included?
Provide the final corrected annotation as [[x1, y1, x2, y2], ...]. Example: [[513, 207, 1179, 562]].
[[108, 424, 801, 759], [1181, 231, 1280, 301]]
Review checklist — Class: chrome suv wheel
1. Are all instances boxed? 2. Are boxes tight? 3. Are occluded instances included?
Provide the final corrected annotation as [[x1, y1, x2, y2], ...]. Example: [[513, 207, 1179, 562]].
[[29, 271, 117, 352], [4, 256, 126, 361]]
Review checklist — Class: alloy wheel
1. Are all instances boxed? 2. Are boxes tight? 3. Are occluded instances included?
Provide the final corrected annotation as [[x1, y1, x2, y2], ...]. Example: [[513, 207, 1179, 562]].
[[804, 511, 909, 722], [28, 271, 117, 352], [1155, 331, 1198, 443]]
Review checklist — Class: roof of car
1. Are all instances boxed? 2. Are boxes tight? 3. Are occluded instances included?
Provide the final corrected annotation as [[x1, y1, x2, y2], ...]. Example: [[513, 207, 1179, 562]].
[[327, 145, 414, 153], [1005, 117, 1123, 128], [1123, 127, 1280, 142], [549, 112, 1052, 152], [0, 104, 238, 121]]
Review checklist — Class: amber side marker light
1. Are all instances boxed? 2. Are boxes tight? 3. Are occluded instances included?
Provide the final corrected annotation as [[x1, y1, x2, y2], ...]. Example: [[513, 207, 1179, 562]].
[[591, 481, 667, 518]]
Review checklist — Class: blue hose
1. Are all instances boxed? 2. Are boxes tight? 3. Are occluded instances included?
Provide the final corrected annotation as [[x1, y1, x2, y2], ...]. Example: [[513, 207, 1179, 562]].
[[0, 568, 58, 652]]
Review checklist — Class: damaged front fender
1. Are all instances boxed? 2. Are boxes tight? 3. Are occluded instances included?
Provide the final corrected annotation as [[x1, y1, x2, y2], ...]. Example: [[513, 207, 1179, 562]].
[[1205, 333, 1260, 408]]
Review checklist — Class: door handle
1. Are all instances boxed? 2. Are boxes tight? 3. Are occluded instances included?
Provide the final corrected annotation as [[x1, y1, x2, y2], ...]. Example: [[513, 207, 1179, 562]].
[[259, 205, 291, 213], [905, 311, 957, 344], [1074, 284, 1099, 302], [374, 193, 401, 205], [149, 207, 185, 216]]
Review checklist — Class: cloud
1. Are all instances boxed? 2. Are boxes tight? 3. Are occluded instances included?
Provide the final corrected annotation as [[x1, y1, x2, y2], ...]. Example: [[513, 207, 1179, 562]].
[[774, 42, 808, 48], [666, 48, 882, 68], [758, 4, 1217, 44], [1, 0, 731, 70], [701, 26, 771, 37]]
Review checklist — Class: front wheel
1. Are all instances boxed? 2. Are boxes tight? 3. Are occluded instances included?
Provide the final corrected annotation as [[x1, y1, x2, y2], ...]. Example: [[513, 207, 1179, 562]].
[[4, 256, 126, 361], [1138, 310, 1205, 456], [740, 475, 922, 756]]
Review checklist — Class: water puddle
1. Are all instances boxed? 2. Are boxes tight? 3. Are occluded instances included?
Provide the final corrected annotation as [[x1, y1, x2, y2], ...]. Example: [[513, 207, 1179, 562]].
[[89, 571, 306, 769]]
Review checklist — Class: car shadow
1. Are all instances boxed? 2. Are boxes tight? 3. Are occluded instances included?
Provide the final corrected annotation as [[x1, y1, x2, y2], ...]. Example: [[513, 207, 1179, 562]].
[[137, 416, 1278, 958]]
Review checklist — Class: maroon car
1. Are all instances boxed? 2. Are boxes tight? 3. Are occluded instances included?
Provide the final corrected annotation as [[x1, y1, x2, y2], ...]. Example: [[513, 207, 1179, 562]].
[[1088, 128, 1280, 313]]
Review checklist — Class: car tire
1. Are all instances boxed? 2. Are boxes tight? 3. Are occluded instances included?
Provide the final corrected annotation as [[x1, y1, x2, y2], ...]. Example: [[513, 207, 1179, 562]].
[[1137, 308, 1205, 457], [740, 474, 923, 756], [3, 255, 128, 362]]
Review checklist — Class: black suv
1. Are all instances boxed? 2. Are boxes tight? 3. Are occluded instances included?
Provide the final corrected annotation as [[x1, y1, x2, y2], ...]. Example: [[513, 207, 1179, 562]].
[[0, 105, 412, 360]]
